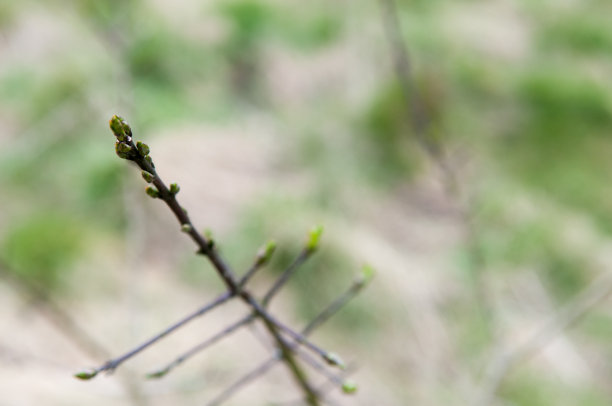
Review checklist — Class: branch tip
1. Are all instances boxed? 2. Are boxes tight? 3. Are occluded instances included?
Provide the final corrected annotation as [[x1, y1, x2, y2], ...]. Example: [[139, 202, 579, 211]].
[[256, 240, 277, 266], [145, 368, 169, 379], [169, 183, 180, 195], [341, 379, 358, 394], [306, 225, 324, 252], [359, 264, 376, 285], [74, 368, 98, 380], [109, 115, 132, 141]]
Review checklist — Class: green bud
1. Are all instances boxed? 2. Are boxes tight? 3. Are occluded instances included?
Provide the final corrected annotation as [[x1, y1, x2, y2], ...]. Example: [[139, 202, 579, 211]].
[[145, 186, 160, 198], [341, 380, 358, 394], [109, 115, 132, 141], [323, 352, 345, 369], [145, 368, 168, 379], [306, 225, 324, 252], [109, 115, 125, 138], [204, 229, 213, 240], [141, 171, 155, 183], [74, 368, 98, 380], [145, 155, 155, 168], [169, 183, 180, 195], [136, 141, 150, 156], [256, 240, 276, 266], [181, 224, 192, 233], [115, 141, 133, 159], [357, 264, 376, 286]]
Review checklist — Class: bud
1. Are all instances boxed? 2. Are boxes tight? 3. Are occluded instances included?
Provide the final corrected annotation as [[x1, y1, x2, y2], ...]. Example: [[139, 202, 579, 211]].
[[323, 351, 345, 369], [145, 369, 168, 379], [109, 115, 125, 139], [145, 186, 160, 198], [74, 368, 98, 380], [141, 171, 155, 183], [255, 240, 276, 266], [357, 264, 376, 287], [144, 155, 155, 168], [181, 224, 192, 233], [136, 141, 150, 156], [109, 115, 132, 141], [341, 380, 358, 394], [115, 141, 133, 159], [169, 183, 180, 195], [306, 225, 324, 252]]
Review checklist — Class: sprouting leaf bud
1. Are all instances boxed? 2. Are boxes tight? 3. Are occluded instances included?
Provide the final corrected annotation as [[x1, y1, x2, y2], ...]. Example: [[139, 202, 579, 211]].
[[145, 186, 160, 198], [141, 171, 155, 183], [136, 141, 150, 156], [145, 368, 169, 379], [115, 141, 134, 159], [256, 240, 276, 266], [181, 224, 192, 233], [169, 183, 180, 195], [144, 155, 155, 168], [109, 115, 125, 138], [341, 380, 358, 394], [109, 115, 132, 141], [74, 368, 98, 380], [358, 264, 376, 286], [323, 352, 345, 369], [306, 225, 324, 252]]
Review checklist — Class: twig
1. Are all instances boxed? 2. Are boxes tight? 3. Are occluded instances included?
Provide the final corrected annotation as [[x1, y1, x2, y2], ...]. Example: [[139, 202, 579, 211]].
[[377, 0, 457, 194], [87, 116, 323, 405], [474, 271, 612, 406], [146, 314, 254, 379], [77, 291, 233, 378], [205, 268, 372, 405], [205, 357, 280, 406], [238, 240, 277, 289], [262, 246, 316, 306]]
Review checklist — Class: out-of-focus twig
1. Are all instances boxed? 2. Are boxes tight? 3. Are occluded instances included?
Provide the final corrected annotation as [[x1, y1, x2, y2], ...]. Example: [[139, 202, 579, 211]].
[[474, 271, 612, 406]]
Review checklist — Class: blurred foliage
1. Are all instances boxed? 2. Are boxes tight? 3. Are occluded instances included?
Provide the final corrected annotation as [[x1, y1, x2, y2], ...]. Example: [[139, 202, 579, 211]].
[[1, 213, 84, 291]]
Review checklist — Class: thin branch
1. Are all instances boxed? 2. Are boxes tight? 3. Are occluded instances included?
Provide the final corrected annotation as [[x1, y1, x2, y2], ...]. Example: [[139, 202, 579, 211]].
[[101, 116, 321, 405], [206, 270, 371, 405], [303, 271, 373, 336], [77, 291, 233, 378], [377, 0, 457, 193], [270, 314, 345, 369], [206, 357, 280, 406], [474, 271, 612, 406], [146, 314, 254, 379], [262, 248, 313, 306], [238, 240, 277, 289]]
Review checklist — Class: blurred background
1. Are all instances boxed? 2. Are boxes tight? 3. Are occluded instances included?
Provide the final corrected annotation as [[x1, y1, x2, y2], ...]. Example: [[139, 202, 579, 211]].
[[1, 0, 612, 405]]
